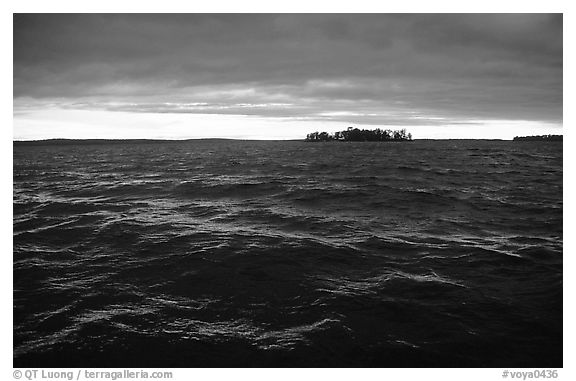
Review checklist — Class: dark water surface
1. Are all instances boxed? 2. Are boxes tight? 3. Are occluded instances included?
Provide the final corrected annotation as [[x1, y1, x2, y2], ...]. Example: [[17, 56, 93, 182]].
[[13, 140, 562, 367]]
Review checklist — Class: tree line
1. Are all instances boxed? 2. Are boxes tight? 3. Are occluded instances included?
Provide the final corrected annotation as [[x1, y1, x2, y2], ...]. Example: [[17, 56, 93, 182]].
[[513, 135, 562, 142], [305, 127, 413, 142]]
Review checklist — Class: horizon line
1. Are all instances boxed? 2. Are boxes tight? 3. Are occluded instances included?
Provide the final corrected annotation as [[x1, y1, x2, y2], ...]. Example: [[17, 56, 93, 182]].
[[12, 137, 526, 143], [13, 134, 564, 143]]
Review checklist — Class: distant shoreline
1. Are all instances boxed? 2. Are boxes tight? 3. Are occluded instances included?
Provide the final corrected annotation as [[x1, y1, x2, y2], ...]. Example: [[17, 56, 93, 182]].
[[13, 137, 557, 145], [513, 135, 563, 142]]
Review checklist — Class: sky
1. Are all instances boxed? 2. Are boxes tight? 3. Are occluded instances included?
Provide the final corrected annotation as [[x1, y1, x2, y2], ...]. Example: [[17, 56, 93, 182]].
[[13, 13, 563, 140]]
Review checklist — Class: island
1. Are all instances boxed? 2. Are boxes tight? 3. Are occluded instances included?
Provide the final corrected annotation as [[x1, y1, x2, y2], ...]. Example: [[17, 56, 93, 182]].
[[513, 135, 563, 142], [305, 127, 413, 142]]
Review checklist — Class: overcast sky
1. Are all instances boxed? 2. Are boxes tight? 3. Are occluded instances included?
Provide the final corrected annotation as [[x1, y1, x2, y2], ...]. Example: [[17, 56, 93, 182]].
[[13, 14, 563, 139]]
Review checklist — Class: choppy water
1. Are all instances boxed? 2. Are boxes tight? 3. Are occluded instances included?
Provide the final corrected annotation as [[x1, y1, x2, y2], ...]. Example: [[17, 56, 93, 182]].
[[13, 139, 562, 367]]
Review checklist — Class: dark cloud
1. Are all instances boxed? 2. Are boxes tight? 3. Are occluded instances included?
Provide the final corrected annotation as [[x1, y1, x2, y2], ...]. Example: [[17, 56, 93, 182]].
[[13, 14, 562, 126]]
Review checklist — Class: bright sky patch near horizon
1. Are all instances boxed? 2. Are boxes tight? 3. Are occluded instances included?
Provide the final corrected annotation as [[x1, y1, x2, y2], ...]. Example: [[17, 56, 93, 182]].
[[13, 14, 563, 140]]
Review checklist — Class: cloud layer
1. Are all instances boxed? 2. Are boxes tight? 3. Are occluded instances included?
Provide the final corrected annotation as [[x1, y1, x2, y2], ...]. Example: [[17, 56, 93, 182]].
[[14, 14, 562, 128]]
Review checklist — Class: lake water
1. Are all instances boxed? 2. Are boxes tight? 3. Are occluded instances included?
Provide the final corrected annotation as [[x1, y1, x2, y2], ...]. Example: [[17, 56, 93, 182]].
[[13, 139, 562, 367]]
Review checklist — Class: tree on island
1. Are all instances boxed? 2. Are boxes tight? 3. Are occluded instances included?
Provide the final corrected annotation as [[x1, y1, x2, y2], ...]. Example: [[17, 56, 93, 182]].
[[305, 127, 413, 142]]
